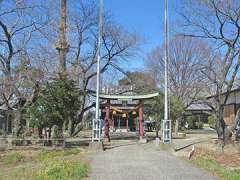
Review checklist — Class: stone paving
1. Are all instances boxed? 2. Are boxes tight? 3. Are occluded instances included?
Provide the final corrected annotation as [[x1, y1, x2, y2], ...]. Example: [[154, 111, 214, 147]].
[[87, 141, 219, 180]]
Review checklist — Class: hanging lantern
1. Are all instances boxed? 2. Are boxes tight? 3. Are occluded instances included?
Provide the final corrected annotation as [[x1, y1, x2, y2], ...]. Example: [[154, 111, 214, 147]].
[[122, 113, 126, 118], [113, 110, 116, 115], [132, 111, 136, 115]]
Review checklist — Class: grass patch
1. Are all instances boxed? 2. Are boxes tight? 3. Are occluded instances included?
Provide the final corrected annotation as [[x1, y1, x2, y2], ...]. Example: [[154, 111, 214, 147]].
[[194, 158, 240, 180], [37, 148, 81, 161], [3, 152, 25, 165], [0, 148, 89, 180], [37, 159, 89, 180]]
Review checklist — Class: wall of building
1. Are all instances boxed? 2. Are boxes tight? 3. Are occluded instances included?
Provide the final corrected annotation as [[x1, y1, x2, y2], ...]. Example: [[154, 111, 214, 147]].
[[224, 104, 236, 125], [224, 91, 240, 125], [0, 116, 12, 134], [225, 91, 240, 105]]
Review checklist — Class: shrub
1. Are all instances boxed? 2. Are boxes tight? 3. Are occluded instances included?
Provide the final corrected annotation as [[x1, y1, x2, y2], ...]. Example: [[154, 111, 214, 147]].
[[0, 129, 3, 135], [208, 116, 216, 129], [186, 116, 203, 129], [186, 116, 197, 129], [196, 121, 203, 129], [37, 159, 88, 180], [37, 149, 80, 161]]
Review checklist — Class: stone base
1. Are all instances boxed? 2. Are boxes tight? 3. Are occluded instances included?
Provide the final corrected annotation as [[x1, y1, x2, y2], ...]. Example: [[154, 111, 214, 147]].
[[138, 138, 147, 143], [89, 141, 104, 151]]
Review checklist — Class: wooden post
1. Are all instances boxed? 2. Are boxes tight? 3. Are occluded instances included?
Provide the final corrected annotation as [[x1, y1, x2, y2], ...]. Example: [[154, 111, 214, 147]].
[[104, 99, 110, 141], [133, 112, 136, 131], [139, 100, 144, 139], [112, 113, 115, 131], [126, 116, 129, 132]]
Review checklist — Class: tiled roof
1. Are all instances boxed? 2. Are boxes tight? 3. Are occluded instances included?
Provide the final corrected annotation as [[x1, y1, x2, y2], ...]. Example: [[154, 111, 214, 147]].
[[186, 103, 212, 111]]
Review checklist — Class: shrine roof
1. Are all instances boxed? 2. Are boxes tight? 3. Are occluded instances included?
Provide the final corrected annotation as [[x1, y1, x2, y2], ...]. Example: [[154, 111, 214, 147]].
[[98, 92, 159, 100]]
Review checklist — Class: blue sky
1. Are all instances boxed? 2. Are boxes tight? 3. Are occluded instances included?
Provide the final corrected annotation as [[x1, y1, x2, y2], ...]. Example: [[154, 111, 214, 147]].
[[104, 0, 180, 71]]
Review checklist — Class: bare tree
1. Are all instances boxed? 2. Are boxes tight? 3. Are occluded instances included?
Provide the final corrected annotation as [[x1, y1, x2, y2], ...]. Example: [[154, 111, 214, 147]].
[[145, 36, 209, 133], [0, 0, 139, 137], [118, 71, 157, 93], [0, 1, 48, 136], [180, 0, 240, 144], [63, 1, 139, 135]]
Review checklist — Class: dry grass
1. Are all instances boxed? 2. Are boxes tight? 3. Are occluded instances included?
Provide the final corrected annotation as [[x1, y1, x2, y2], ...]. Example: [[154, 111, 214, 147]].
[[192, 147, 240, 168], [190, 147, 240, 180]]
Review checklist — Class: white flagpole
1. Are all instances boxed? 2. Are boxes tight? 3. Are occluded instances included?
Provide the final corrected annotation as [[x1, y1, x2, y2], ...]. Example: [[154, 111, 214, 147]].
[[92, 0, 103, 142], [164, 0, 168, 121], [162, 0, 171, 143]]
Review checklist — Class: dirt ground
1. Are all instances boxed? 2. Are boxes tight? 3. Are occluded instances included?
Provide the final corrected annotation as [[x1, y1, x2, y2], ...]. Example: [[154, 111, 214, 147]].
[[193, 144, 240, 169], [171, 129, 240, 169]]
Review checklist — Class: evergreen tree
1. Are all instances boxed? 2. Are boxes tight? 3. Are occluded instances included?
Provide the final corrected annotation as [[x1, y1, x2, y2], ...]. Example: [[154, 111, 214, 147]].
[[146, 92, 184, 137], [27, 75, 81, 139]]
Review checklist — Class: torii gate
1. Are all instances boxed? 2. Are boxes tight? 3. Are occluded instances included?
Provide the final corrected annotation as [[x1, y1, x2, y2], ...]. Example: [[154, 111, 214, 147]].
[[99, 93, 159, 142]]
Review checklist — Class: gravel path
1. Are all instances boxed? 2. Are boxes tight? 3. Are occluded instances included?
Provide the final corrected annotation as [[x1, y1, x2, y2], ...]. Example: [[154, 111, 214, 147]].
[[87, 141, 219, 180]]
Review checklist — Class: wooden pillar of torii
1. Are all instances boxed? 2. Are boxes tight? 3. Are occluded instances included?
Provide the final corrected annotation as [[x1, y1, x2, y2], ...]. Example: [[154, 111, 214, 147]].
[[126, 115, 129, 132], [138, 100, 145, 140], [104, 99, 110, 142]]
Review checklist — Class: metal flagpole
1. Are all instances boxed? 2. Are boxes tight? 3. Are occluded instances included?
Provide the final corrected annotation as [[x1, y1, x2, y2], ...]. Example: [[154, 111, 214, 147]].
[[167, 0, 170, 121], [164, 0, 168, 121], [92, 0, 103, 142], [162, 0, 171, 143]]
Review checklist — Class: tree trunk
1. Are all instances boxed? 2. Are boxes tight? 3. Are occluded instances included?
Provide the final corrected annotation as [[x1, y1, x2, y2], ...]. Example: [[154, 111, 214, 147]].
[[52, 124, 64, 146], [71, 122, 84, 137], [38, 127, 43, 139], [155, 120, 161, 138], [215, 105, 230, 145], [47, 127, 52, 146], [68, 120, 75, 137], [215, 117, 225, 139], [49, 128, 52, 139], [233, 110, 240, 141], [12, 110, 23, 137], [56, 0, 69, 73], [175, 117, 181, 135]]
